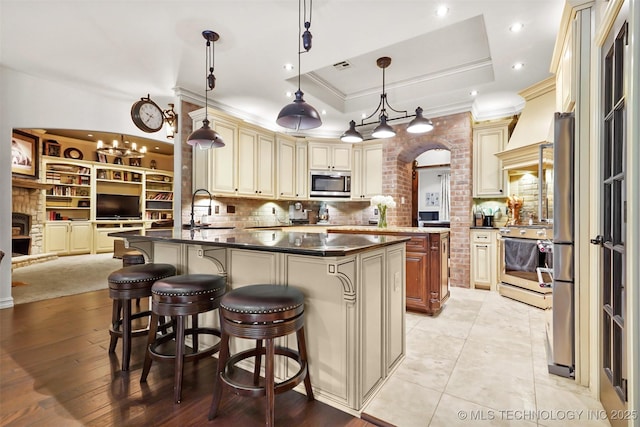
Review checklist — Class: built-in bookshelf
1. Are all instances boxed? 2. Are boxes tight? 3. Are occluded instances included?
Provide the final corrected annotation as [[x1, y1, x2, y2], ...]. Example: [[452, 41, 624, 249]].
[[43, 159, 92, 220], [145, 172, 174, 220]]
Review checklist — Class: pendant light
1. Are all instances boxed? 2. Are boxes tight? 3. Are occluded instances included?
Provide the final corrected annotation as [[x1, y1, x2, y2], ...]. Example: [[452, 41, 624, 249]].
[[276, 0, 322, 131], [340, 56, 433, 142], [187, 30, 225, 149]]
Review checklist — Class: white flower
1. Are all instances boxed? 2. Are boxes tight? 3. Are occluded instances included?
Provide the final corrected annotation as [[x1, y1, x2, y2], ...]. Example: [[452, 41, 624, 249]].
[[371, 195, 396, 208]]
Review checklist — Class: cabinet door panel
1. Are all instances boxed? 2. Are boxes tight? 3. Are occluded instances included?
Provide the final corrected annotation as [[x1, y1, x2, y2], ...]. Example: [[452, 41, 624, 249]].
[[257, 134, 275, 197], [332, 146, 352, 170], [45, 223, 69, 254], [69, 223, 92, 254], [362, 145, 382, 197], [210, 120, 238, 194], [309, 144, 331, 170], [277, 139, 296, 198], [406, 251, 427, 308], [237, 129, 257, 195]]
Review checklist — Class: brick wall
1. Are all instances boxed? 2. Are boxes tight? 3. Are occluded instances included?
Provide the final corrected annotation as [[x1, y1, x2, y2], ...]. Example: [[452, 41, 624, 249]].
[[382, 112, 473, 288]]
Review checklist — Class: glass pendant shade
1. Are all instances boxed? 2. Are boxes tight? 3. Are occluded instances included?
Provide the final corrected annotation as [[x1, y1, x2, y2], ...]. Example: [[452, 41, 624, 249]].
[[407, 107, 433, 133], [340, 120, 364, 143], [187, 118, 225, 149], [276, 89, 322, 130], [371, 115, 396, 139]]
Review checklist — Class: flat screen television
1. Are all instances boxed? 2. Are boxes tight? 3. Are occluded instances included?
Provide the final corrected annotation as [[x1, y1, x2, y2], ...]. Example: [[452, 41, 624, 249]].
[[96, 194, 141, 220]]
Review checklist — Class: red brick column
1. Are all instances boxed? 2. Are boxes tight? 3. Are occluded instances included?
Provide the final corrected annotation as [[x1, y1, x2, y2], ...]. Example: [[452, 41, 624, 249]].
[[381, 112, 473, 288]]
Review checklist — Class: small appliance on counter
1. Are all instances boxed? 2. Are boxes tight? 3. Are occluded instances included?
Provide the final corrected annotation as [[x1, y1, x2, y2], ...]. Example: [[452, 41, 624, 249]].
[[369, 207, 379, 225], [289, 202, 309, 224], [317, 202, 329, 224]]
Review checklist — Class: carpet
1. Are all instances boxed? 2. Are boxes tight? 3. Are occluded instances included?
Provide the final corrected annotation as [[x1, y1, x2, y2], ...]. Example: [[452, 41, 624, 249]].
[[10, 253, 122, 304]]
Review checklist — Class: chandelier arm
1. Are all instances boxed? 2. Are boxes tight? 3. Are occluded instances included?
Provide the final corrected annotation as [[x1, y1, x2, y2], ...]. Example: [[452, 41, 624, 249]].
[[358, 94, 386, 125]]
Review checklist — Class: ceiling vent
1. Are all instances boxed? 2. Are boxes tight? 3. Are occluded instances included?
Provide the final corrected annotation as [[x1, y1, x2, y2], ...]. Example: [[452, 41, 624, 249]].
[[332, 60, 352, 71]]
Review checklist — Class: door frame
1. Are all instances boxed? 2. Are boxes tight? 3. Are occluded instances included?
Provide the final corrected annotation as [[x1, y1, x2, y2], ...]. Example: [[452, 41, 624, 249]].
[[592, 0, 639, 420]]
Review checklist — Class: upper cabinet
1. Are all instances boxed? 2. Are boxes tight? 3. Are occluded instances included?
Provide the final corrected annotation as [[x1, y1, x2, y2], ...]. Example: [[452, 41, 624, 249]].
[[308, 141, 352, 171], [276, 136, 307, 199], [193, 114, 238, 195], [472, 119, 510, 197], [237, 127, 275, 198], [352, 142, 382, 200]]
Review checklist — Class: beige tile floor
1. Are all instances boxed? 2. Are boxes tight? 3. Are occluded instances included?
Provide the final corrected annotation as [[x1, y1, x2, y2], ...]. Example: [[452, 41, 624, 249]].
[[363, 286, 610, 427]]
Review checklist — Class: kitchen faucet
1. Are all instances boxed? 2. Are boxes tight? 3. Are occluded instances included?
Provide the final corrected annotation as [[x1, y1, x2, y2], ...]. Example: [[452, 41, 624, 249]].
[[190, 188, 213, 230]]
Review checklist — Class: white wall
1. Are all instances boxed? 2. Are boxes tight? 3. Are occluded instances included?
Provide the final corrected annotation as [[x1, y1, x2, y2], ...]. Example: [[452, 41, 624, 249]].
[[417, 167, 449, 212], [0, 67, 175, 308]]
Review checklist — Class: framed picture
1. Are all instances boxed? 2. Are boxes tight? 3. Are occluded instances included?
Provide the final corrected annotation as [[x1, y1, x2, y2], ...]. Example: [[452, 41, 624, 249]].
[[11, 130, 39, 178], [43, 139, 61, 157], [96, 153, 108, 163], [129, 158, 141, 167]]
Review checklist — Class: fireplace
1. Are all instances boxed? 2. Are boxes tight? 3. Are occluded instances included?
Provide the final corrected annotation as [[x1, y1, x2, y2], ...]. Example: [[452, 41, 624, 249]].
[[12, 212, 32, 256]]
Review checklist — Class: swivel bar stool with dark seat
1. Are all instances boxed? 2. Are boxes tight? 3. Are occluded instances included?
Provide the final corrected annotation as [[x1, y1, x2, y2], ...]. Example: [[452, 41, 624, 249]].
[[108, 263, 176, 371], [209, 284, 314, 426], [140, 274, 226, 404]]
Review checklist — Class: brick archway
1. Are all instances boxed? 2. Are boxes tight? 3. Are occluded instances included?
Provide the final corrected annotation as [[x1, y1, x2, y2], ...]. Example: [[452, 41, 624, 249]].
[[381, 112, 473, 288]]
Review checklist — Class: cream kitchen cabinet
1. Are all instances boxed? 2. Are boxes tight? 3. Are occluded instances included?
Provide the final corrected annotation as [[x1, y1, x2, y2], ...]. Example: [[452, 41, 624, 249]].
[[472, 119, 509, 197], [308, 141, 351, 171], [237, 127, 275, 198], [191, 111, 238, 195], [276, 136, 307, 199], [470, 229, 498, 290], [44, 221, 92, 255], [352, 142, 382, 200]]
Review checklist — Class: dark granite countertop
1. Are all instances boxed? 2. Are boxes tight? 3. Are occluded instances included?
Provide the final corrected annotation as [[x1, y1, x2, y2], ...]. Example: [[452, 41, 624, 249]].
[[469, 226, 499, 230], [110, 228, 410, 257]]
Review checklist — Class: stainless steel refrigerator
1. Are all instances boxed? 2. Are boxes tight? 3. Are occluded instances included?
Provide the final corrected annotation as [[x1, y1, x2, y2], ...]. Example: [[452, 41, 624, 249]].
[[547, 111, 575, 378]]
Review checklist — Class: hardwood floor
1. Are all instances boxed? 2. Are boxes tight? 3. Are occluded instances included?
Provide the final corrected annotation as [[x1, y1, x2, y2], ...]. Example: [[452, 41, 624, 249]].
[[0, 289, 377, 426]]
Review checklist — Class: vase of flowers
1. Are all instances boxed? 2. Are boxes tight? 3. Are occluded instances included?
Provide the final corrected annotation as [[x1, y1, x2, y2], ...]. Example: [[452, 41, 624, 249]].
[[371, 195, 396, 228]]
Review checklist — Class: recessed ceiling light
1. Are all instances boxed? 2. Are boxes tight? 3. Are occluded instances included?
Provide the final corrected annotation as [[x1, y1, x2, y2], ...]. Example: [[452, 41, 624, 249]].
[[285, 91, 292, 98], [361, 112, 367, 119], [321, 110, 327, 115], [283, 63, 294, 71], [470, 90, 478, 96], [512, 62, 525, 70], [509, 22, 524, 33], [436, 5, 448, 17]]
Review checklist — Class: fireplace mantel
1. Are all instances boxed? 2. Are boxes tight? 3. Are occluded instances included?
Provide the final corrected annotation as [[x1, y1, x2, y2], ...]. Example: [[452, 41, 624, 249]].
[[12, 178, 53, 191]]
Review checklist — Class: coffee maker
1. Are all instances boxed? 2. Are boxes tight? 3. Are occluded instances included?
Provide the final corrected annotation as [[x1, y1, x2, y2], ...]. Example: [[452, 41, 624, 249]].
[[289, 202, 309, 224]]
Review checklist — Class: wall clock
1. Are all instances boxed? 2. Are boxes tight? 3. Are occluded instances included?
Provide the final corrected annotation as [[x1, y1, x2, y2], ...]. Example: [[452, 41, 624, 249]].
[[131, 96, 164, 133]]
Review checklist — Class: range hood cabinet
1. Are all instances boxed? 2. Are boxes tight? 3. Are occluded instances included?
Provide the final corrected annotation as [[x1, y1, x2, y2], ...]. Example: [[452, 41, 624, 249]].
[[496, 80, 555, 172]]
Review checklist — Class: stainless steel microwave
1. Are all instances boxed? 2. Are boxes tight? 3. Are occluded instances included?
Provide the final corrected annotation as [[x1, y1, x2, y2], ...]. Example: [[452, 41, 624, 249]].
[[309, 170, 351, 198]]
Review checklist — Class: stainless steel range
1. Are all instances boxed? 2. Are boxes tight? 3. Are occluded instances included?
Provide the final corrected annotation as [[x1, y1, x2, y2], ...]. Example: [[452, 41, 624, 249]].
[[498, 225, 553, 309]]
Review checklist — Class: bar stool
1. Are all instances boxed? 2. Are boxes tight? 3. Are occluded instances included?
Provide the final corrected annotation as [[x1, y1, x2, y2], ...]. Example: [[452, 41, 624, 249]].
[[108, 263, 176, 371], [208, 284, 314, 426], [140, 274, 226, 404], [121, 250, 145, 307], [122, 250, 145, 267]]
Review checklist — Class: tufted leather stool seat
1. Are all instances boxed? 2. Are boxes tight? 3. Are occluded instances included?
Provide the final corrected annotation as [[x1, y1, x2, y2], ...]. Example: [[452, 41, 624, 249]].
[[108, 263, 176, 371], [140, 274, 226, 404], [209, 284, 314, 426]]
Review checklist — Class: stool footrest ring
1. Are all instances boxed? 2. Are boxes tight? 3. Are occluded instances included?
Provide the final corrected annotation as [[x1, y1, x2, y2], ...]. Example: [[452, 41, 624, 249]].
[[220, 346, 308, 398], [148, 327, 222, 363]]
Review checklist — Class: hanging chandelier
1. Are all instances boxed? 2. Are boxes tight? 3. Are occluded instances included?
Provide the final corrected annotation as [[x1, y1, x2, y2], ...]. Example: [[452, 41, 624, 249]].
[[96, 135, 147, 158], [187, 30, 225, 149], [276, 0, 322, 131], [340, 56, 433, 142]]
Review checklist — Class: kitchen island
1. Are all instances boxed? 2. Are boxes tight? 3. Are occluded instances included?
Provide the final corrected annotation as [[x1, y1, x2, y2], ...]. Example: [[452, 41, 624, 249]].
[[327, 226, 450, 315], [111, 228, 409, 416]]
